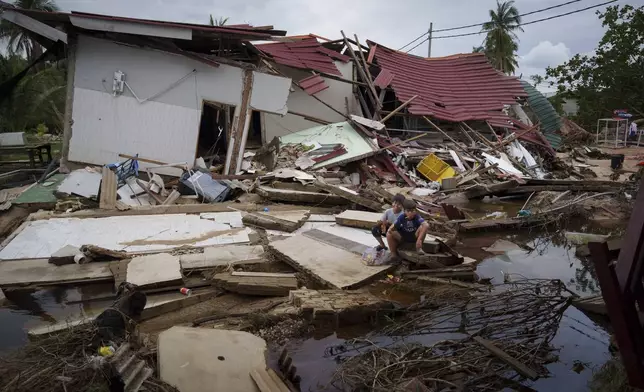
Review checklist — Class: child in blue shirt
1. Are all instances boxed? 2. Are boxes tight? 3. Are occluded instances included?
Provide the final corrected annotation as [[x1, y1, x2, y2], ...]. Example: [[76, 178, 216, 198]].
[[371, 193, 406, 251], [386, 199, 429, 260]]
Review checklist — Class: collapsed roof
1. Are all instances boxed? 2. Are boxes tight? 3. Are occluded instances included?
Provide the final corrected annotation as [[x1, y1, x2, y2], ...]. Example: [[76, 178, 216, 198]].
[[0, 7, 287, 63], [367, 42, 528, 128], [256, 36, 351, 76]]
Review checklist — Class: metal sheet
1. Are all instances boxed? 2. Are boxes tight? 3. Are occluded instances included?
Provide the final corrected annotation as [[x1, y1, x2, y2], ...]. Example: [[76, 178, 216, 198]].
[[279, 121, 378, 169]]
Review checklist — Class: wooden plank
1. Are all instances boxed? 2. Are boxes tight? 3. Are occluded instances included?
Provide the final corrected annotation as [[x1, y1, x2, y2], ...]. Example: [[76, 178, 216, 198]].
[[256, 186, 349, 206], [180, 245, 265, 270], [99, 167, 118, 209], [231, 271, 296, 278], [214, 273, 298, 296], [335, 210, 381, 230], [266, 369, 291, 392], [243, 210, 309, 232], [465, 180, 520, 199], [0, 258, 113, 287], [28, 202, 342, 220], [473, 336, 539, 380], [28, 288, 219, 337], [251, 367, 288, 392], [416, 276, 487, 290], [269, 235, 392, 289], [313, 179, 381, 211]]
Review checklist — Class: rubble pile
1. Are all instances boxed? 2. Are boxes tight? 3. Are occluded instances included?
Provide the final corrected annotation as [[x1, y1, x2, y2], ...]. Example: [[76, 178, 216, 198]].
[[0, 7, 641, 392]]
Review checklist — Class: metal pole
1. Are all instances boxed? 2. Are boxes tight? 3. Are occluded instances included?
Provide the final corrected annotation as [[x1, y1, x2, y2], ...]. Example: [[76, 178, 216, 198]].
[[427, 22, 433, 57]]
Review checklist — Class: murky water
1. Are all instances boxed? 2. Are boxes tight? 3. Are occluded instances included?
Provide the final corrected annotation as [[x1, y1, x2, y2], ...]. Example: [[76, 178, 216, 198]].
[[0, 283, 115, 352], [277, 229, 616, 392]]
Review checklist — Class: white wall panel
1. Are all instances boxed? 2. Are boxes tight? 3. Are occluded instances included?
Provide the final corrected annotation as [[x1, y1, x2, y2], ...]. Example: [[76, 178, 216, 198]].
[[69, 88, 200, 175], [263, 61, 362, 141]]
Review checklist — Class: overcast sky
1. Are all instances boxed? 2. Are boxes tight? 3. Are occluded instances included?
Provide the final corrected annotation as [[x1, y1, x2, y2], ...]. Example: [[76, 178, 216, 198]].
[[55, 0, 643, 91]]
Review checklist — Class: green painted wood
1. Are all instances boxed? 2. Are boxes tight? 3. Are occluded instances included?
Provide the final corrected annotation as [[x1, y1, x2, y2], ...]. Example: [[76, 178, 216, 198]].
[[12, 174, 66, 205]]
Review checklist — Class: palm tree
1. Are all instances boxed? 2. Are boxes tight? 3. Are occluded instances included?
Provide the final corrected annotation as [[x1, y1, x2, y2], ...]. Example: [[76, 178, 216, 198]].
[[482, 0, 523, 74], [0, 0, 60, 61], [208, 14, 229, 26], [472, 46, 485, 53]]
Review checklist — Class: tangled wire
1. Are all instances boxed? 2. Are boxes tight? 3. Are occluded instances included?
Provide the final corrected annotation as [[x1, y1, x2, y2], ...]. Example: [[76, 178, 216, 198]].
[[328, 279, 573, 391]]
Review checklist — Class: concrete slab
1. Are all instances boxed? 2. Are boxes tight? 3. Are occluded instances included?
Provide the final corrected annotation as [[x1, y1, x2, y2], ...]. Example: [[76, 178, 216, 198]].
[[57, 168, 102, 199], [335, 210, 382, 230], [158, 327, 267, 392], [180, 245, 265, 270], [0, 214, 251, 260], [269, 235, 392, 289], [200, 211, 244, 228], [126, 253, 182, 288], [307, 214, 336, 222], [0, 258, 112, 287]]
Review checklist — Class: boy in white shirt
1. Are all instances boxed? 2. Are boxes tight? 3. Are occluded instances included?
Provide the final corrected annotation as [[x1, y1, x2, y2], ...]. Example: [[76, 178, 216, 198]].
[[371, 194, 406, 251]]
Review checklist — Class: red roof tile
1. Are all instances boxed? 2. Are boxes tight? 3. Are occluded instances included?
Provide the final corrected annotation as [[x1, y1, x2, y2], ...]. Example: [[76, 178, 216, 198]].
[[368, 42, 527, 127], [373, 69, 394, 88], [298, 74, 329, 95], [257, 37, 350, 76]]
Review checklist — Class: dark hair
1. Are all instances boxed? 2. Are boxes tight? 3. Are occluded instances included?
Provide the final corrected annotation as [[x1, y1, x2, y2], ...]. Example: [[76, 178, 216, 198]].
[[393, 194, 406, 204], [403, 199, 417, 211]]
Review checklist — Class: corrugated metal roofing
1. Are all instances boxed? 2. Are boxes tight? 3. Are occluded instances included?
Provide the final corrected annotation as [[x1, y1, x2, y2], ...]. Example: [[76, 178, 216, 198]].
[[368, 42, 527, 128], [299, 74, 329, 95], [5, 8, 281, 39], [520, 80, 563, 150], [257, 37, 350, 76]]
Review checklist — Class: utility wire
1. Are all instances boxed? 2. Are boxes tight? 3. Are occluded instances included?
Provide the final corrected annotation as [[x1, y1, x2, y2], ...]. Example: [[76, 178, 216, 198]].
[[432, 0, 617, 39], [398, 0, 586, 51], [403, 0, 617, 53], [435, 0, 583, 33]]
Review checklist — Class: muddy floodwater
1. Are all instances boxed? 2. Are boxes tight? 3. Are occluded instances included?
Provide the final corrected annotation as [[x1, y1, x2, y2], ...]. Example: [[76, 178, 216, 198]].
[[0, 221, 618, 391]]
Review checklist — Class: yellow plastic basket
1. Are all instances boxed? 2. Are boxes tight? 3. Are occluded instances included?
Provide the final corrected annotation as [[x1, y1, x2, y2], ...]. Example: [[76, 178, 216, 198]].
[[416, 153, 456, 183]]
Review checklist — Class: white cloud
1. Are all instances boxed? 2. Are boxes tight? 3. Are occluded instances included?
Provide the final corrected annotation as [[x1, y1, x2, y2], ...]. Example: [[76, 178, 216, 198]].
[[519, 41, 571, 70]]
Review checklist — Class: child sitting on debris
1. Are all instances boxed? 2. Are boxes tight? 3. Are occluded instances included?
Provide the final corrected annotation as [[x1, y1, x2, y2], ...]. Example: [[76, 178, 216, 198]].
[[386, 199, 429, 261], [371, 193, 406, 251]]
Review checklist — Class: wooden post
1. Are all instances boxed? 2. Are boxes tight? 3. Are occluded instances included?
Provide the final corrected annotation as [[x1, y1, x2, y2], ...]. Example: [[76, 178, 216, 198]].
[[341, 31, 379, 110], [60, 34, 77, 172], [380, 95, 418, 123], [226, 70, 253, 174], [353, 34, 382, 120]]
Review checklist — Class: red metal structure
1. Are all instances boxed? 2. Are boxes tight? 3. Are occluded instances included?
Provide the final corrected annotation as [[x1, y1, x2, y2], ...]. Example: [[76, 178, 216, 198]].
[[589, 177, 644, 388]]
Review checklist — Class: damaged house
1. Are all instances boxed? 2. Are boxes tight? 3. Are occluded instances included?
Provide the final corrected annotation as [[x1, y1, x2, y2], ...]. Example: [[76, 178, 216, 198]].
[[255, 35, 362, 141], [0, 8, 294, 175]]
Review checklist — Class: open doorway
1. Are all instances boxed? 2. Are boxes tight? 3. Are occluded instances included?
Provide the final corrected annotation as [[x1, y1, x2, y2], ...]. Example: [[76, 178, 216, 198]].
[[196, 101, 234, 166], [247, 110, 263, 149]]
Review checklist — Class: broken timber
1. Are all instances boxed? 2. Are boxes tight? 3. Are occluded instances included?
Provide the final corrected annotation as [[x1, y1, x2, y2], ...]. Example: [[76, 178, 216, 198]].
[[313, 178, 381, 211], [213, 272, 298, 296], [242, 210, 309, 232], [402, 266, 477, 281], [99, 166, 118, 209], [465, 180, 519, 199], [256, 186, 348, 206], [473, 336, 539, 380], [335, 210, 381, 230], [0, 258, 113, 287]]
